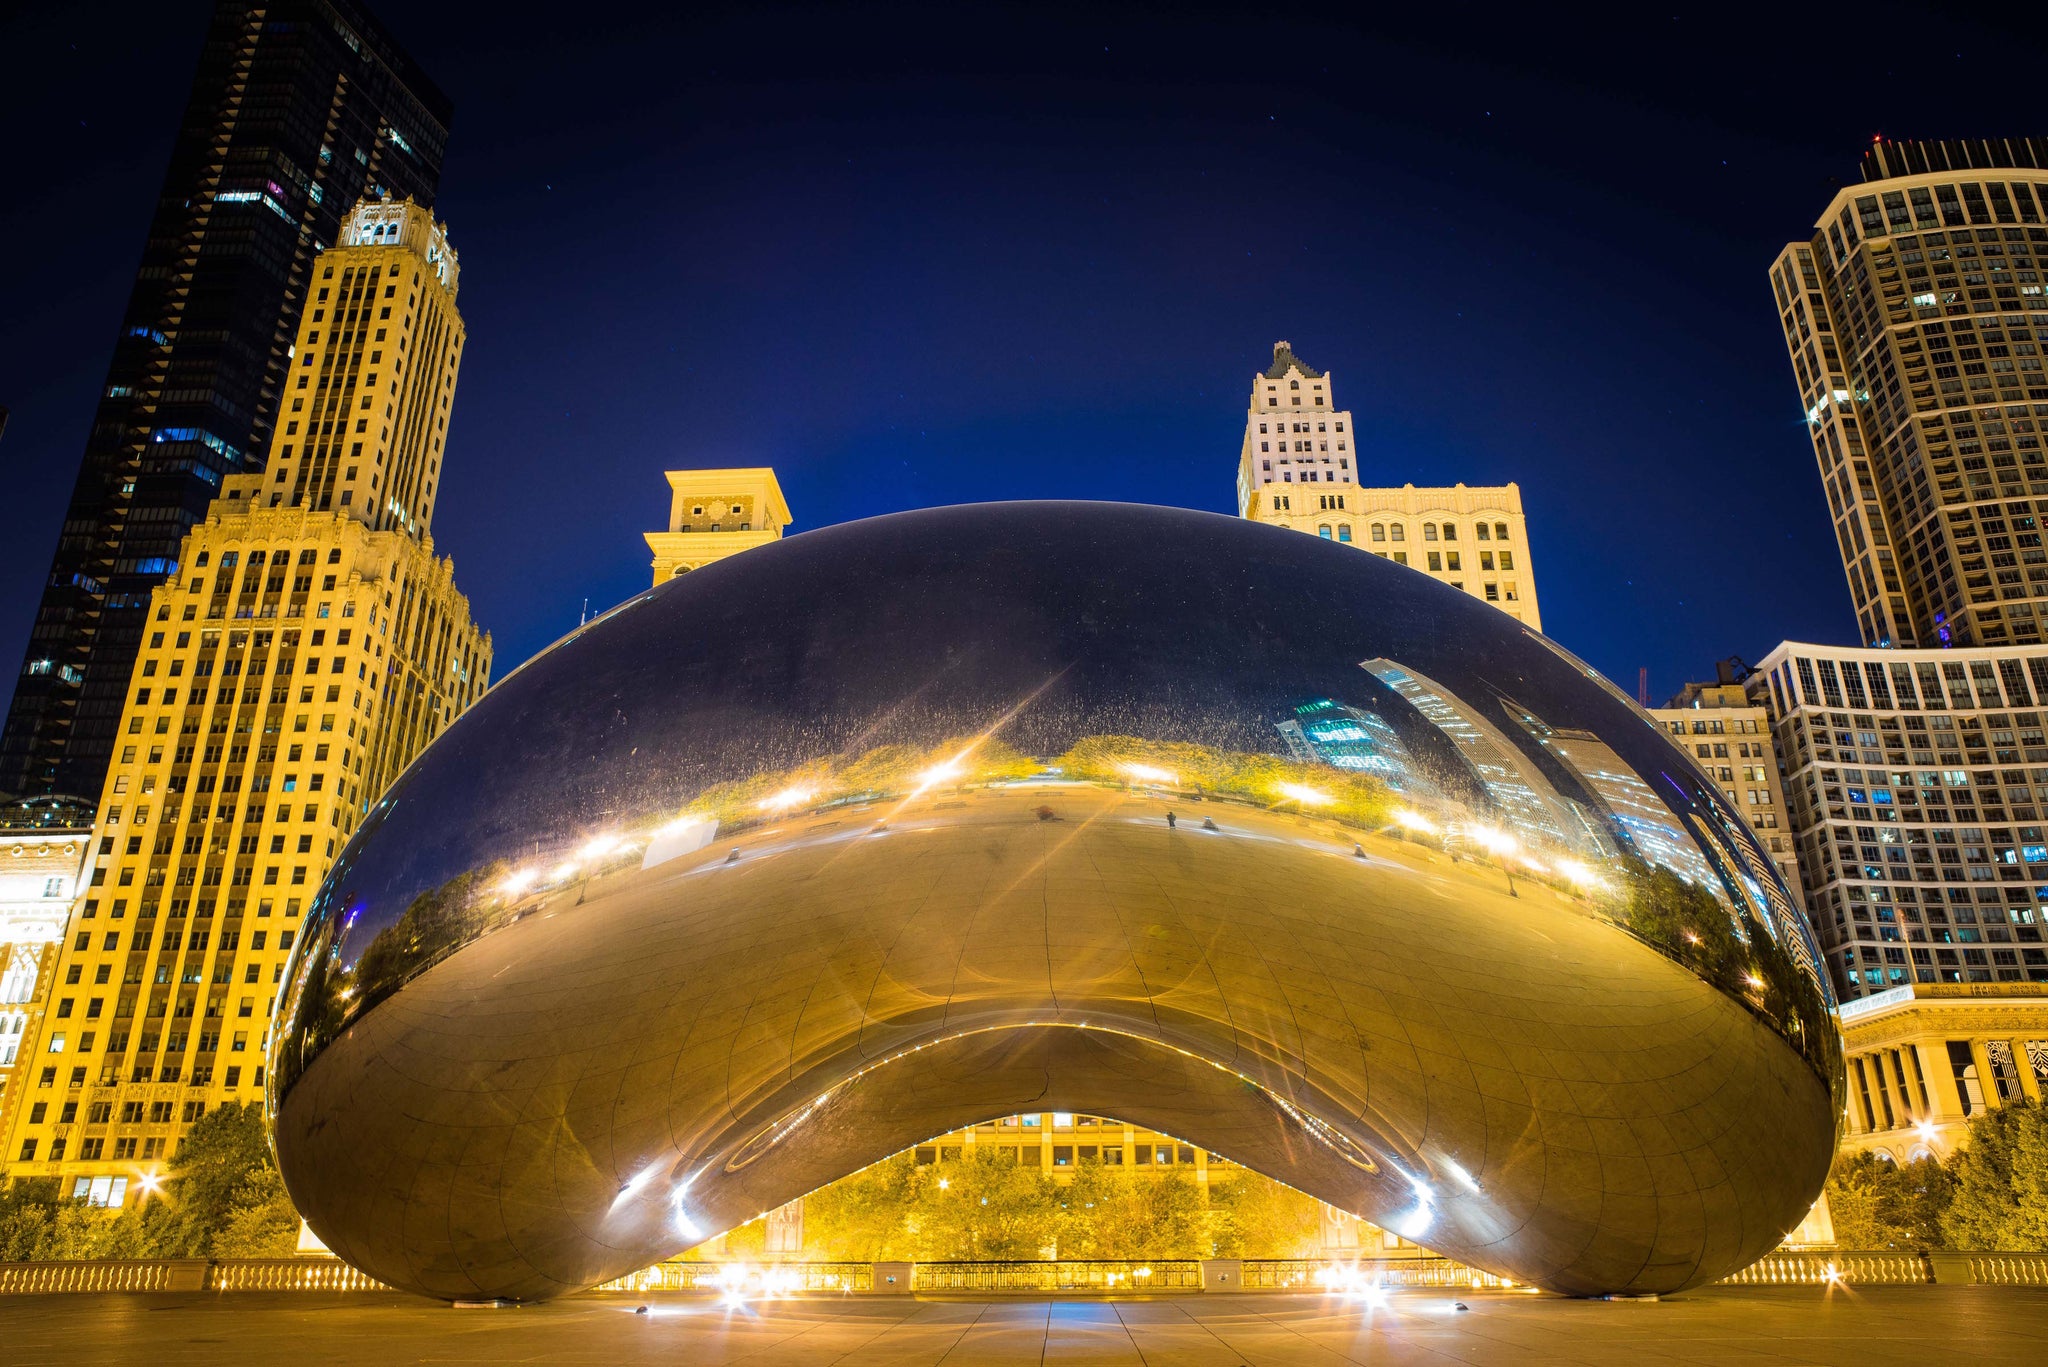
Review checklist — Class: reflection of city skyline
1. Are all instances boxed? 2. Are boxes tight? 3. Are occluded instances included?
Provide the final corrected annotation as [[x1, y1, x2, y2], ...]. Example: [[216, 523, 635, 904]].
[[1501, 700, 1724, 898], [1275, 698, 1442, 802], [1359, 659, 1600, 855]]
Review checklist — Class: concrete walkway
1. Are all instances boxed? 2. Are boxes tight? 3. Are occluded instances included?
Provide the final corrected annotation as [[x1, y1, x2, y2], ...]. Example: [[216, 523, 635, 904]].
[[2, 1286, 2046, 1365]]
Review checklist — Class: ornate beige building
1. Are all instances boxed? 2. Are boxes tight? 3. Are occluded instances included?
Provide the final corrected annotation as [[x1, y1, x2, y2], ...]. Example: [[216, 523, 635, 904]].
[[1235, 342, 1541, 629], [0, 197, 491, 1204], [0, 826, 89, 1143], [1835, 981, 2048, 1161], [644, 468, 791, 586]]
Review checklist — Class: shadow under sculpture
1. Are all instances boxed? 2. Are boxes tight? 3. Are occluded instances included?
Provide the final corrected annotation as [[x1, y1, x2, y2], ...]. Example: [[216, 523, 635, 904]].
[[268, 502, 1842, 1302]]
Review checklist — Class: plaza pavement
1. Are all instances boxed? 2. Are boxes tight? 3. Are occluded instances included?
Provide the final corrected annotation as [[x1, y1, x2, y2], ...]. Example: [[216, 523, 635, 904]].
[[1, 1285, 2046, 1365]]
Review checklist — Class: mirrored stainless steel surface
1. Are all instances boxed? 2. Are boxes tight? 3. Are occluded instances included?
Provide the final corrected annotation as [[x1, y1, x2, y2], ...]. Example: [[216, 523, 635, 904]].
[[269, 502, 1842, 1301]]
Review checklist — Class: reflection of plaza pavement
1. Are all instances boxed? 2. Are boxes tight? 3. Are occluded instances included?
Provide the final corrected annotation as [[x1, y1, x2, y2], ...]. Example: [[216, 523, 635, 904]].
[[283, 784, 1832, 1298], [2, 1286, 2042, 1365]]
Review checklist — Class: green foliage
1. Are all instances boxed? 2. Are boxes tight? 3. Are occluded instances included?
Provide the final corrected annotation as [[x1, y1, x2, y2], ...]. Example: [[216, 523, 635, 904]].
[[1824, 1152, 1953, 1251], [798, 1153, 919, 1261], [1943, 1099, 2048, 1251], [908, 1147, 1061, 1259], [0, 1100, 305, 1262], [763, 1151, 1334, 1263], [1054, 1160, 1206, 1259], [1207, 1169, 1323, 1258]]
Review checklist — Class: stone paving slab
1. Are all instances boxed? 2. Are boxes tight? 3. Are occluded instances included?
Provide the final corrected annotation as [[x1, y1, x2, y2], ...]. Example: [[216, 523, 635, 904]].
[[1, 1286, 2045, 1366]]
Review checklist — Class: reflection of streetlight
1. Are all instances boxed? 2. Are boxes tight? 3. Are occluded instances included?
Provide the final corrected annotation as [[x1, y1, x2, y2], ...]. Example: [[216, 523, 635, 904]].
[[1465, 825, 1518, 857], [757, 786, 815, 814], [913, 759, 965, 795], [499, 869, 536, 897], [1465, 826, 1519, 897], [1277, 783, 1331, 807], [1554, 857, 1608, 892], [579, 832, 625, 861], [1120, 762, 1177, 785], [1392, 808, 1438, 835]]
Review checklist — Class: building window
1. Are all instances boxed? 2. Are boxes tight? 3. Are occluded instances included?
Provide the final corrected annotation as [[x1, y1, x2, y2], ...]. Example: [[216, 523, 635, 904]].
[[1337, 525, 1352, 543], [1427, 552, 1443, 571], [1423, 524, 1439, 541], [1318, 525, 1332, 539], [1370, 524, 1385, 542]]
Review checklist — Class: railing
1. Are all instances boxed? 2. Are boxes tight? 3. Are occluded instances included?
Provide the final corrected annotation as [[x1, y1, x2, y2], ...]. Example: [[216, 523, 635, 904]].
[[207, 1258, 392, 1292], [4, 1249, 2048, 1295], [1240, 1257, 1514, 1290], [913, 1260, 1202, 1292], [597, 1261, 872, 1293], [1953, 1252, 2048, 1285], [1719, 1250, 1931, 1285], [0, 1259, 202, 1294]]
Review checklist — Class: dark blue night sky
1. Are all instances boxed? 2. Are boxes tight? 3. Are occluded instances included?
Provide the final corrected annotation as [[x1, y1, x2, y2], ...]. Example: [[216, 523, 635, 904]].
[[4, 4, 2044, 700]]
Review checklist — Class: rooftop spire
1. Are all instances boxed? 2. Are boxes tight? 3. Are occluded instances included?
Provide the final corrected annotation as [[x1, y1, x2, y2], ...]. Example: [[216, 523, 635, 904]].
[[1264, 339, 1324, 379]]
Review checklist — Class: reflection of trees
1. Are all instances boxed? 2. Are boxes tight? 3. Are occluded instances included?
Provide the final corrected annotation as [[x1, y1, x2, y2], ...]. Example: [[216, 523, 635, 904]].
[[1612, 860, 1835, 1072], [282, 865, 509, 1091], [1058, 735, 1392, 828], [348, 866, 511, 1017]]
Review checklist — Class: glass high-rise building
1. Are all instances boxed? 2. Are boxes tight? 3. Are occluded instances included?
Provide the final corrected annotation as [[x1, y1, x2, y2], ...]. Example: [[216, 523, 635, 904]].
[[1770, 137, 2048, 651], [0, 1, 450, 805]]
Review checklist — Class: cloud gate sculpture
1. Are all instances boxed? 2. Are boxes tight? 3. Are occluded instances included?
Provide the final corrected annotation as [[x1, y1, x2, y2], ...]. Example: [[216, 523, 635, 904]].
[[269, 502, 1841, 1302]]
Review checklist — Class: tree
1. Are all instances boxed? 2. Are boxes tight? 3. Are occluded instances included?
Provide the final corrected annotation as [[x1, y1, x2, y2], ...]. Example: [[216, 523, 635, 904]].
[[1824, 1152, 1953, 1250], [1208, 1169, 1323, 1258], [909, 1148, 1060, 1260], [147, 1100, 300, 1258], [1944, 1099, 2048, 1251], [795, 1153, 918, 1261], [211, 1169, 302, 1258]]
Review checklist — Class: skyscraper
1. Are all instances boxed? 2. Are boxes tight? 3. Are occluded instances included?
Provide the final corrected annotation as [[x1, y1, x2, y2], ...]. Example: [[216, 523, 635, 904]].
[[1, 1, 451, 806], [1235, 342, 1542, 628], [1, 197, 490, 1200], [1770, 137, 2048, 650], [1747, 638, 2048, 1001]]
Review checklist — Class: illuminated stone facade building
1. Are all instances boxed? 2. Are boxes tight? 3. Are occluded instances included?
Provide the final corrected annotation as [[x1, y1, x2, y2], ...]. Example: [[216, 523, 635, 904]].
[[1235, 342, 1541, 628], [643, 467, 792, 586], [1771, 137, 2048, 650], [0, 198, 490, 1203], [1834, 980, 2048, 1161], [0, 827, 90, 1140], [1747, 639, 2048, 1003], [0, 0, 451, 807], [1650, 682, 1801, 893]]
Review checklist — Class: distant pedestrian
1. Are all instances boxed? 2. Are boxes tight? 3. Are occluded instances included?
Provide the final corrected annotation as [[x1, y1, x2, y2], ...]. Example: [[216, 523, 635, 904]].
[[1353, 843, 1367, 860], [1166, 810, 1177, 828]]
